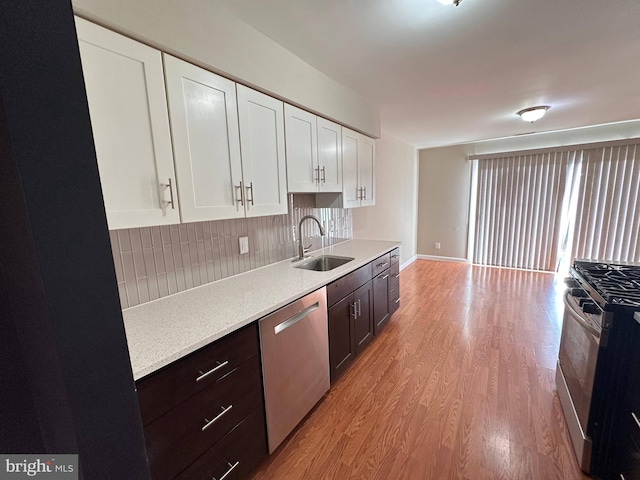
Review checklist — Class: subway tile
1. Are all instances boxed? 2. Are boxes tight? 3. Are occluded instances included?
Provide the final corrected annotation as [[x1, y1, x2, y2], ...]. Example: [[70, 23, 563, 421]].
[[161, 226, 172, 246], [157, 273, 169, 298], [179, 224, 189, 243], [166, 269, 178, 295], [118, 229, 132, 252], [143, 248, 157, 279], [154, 248, 166, 274], [117, 282, 128, 310], [109, 231, 125, 283], [141, 227, 152, 249], [195, 222, 204, 241], [206, 262, 215, 283], [163, 245, 175, 272], [175, 267, 186, 292], [151, 226, 162, 249], [137, 277, 150, 304]]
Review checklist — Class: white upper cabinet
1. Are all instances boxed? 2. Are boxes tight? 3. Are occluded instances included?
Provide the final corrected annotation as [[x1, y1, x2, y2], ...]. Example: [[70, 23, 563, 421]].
[[75, 17, 179, 229], [285, 105, 318, 193], [285, 105, 342, 193], [341, 127, 376, 208], [317, 117, 342, 193], [163, 55, 244, 222], [236, 85, 288, 217]]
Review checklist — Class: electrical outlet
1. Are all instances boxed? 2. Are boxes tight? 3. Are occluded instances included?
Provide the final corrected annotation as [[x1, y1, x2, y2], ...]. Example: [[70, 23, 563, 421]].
[[435, 242, 441, 250], [239, 236, 249, 255]]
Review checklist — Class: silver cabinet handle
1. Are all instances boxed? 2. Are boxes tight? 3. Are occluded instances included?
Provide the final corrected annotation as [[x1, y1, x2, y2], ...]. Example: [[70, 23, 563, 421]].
[[391, 254, 399, 259], [196, 360, 229, 382], [357, 299, 361, 318], [380, 274, 389, 280], [377, 262, 388, 268], [363, 186, 366, 199], [632, 411, 640, 429], [395, 297, 401, 304], [245, 182, 254, 206], [620, 475, 626, 480], [274, 302, 319, 335], [351, 302, 357, 319], [321, 166, 326, 183], [235, 183, 244, 206], [217, 461, 240, 480], [394, 274, 400, 279], [314, 166, 320, 184], [164, 178, 175, 209], [202, 405, 233, 431]]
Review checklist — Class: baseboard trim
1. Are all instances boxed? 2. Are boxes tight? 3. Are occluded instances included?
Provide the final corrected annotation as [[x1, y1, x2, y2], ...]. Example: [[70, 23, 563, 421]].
[[400, 255, 417, 271], [417, 254, 469, 263]]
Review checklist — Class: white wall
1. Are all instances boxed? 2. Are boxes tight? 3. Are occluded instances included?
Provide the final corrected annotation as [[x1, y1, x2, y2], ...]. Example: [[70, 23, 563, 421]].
[[352, 132, 418, 267], [72, 0, 380, 137]]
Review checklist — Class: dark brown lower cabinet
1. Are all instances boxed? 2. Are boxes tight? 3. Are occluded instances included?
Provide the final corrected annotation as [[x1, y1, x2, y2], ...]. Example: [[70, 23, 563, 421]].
[[137, 324, 267, 479], [328, 294, 356, 381], [373, 268, 390, 334], [353, 281, 373, 355]]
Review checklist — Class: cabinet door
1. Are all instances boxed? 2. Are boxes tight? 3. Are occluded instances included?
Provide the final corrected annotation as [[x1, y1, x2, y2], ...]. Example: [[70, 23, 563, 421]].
[[359, 135, 376, 207], [341, 128, 361, 208], [163, 55, 244, 222], [373, 269, 390, 334], [353, 281, 373, 356], [236, 86, 288, 217], [285, 104, 318, 193], [75, 17, 179, 229], [328, 294, 355, 382], [317, 118, 342, 193]]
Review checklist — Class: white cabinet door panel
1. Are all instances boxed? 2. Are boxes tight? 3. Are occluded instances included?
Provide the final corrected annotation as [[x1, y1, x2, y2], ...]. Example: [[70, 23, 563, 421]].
[[237, 86, 288, 217], [285, 105, 318, 193], [341, 128, 360, 208], [164, 55, 244, 222], [76, 17, 179, 229], [359, 136, 375, 206], [317, 118, 342, 193]]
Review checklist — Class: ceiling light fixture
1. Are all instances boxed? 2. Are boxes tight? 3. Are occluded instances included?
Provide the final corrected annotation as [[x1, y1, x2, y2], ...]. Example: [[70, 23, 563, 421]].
[[517, 106, 550, 123], [437, 0, 462, 6]]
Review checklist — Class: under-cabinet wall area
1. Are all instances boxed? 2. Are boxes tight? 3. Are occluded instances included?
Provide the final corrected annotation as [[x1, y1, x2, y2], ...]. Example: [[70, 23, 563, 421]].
[[110, 195, 353, 309]]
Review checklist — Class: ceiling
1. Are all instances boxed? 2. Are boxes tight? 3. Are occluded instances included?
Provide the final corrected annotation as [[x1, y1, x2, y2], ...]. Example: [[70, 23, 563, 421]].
[[219, 0, 640, 148]]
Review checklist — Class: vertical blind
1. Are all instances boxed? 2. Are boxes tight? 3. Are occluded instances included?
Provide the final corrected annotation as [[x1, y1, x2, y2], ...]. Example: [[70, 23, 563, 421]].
[[473, 151, 577, 270], [471, 139, 640, 271], [571, 144, 640, 263]]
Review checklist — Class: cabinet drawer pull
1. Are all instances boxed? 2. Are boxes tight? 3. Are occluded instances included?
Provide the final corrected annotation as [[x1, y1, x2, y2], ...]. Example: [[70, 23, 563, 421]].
[[235, 183, 244, 206], [376, 262, 388, 268], [394, 274, 400, 279], [217, 461, 240, 480], [380, 274, 389, 280], [321, 166, 326, 183], [202, 404, 233, 431], [632, 411, 640, 429], [395, 297, 401, 304], [391, 254, 399, 259], [196, 360, 229, 382], [245, 182, 254, 206], [351, 302, 357, 319], [314, 166, 320, 184], [620, 474, 626, 480], [357, 299, 361, 318], [164, 178, 176, 209]]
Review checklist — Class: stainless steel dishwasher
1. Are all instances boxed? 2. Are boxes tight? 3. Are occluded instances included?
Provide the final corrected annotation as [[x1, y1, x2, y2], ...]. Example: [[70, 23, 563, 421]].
[[259, 287, 329, 453]]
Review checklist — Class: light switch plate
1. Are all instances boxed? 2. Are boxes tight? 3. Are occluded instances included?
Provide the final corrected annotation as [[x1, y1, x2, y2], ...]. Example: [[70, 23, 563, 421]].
[[239, 236, 249, 255]]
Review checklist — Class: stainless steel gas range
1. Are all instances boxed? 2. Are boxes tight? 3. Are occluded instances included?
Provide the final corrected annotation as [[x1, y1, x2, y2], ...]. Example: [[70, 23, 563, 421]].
[[557, 260, 640, 477]]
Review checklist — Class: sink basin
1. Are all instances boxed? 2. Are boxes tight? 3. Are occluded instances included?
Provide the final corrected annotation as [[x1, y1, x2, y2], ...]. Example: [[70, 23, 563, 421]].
[[294, 255, 355, 272]]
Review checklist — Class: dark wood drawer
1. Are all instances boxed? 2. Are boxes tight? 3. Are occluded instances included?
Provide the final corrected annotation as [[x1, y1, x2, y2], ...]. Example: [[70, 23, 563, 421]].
[[326, 262, 372, 307], [175, 406, 267, 480], [389, 286, 400, 316], [144, 355, 263, 480], [137, 323, 259, 425], [389, 247, 400, 265], [371, 253, 391, 278], [389, 261, 400, 292]]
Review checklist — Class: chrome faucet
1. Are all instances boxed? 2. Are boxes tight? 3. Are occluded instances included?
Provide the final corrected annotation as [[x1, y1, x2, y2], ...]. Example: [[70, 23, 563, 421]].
[[297, 215, 325, 260]]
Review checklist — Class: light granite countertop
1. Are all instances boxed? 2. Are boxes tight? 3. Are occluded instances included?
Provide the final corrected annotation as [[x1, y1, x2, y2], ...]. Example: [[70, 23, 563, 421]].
[[123, 239, 400, 380]]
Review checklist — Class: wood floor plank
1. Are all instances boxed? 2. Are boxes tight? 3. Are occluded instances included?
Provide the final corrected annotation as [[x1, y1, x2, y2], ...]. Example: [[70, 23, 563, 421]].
[[250, 260, 590, 480]]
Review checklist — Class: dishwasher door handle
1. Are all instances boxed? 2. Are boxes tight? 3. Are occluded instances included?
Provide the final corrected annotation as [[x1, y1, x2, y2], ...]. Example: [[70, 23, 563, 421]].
[[273, 302, 320, 335]]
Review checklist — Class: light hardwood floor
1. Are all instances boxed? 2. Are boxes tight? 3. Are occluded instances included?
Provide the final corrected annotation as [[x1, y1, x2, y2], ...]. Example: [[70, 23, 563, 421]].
[[250, 260, 590, 480]]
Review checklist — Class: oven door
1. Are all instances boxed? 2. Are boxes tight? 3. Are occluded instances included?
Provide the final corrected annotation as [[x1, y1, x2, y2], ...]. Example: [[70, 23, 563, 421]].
[[556, 291, 602, 473]]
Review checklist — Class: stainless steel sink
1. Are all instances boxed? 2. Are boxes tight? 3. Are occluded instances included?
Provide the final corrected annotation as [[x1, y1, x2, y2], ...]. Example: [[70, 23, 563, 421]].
[[294, 255, 354, 272]]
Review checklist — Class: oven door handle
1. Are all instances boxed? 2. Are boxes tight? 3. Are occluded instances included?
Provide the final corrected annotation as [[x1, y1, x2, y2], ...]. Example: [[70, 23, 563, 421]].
[[563, 292, 601, 340]]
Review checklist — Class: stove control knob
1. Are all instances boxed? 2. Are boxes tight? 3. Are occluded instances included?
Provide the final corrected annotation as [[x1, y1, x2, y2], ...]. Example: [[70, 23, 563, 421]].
[[570, 288, 587, 297], [564, 277, 579, 288], [582, 302, 599, 314]]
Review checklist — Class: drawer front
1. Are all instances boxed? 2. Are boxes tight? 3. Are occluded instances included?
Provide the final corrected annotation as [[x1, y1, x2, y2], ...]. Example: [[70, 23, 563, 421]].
[[176, 407, 267, 480], [137, 323, 259, 425], [326, 262, 372, 307], [371, 253, 391, 278], [144, 355, 263, 480], [389, 261, 400, 291], [389, 247, 400, 265], [389, 286, 400, 316]]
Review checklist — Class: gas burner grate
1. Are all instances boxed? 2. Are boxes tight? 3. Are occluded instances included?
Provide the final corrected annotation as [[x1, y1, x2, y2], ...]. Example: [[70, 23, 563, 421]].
[[573, 261, 640, 308]]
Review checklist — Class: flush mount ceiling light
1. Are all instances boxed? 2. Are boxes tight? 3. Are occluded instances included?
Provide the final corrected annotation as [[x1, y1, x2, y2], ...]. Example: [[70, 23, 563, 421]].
[[438, 0, 462, 5], [517, 106, 550, 123]]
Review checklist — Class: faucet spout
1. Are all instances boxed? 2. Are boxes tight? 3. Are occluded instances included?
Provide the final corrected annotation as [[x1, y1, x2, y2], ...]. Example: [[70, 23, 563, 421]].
[[297, 215, 325, 260]]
